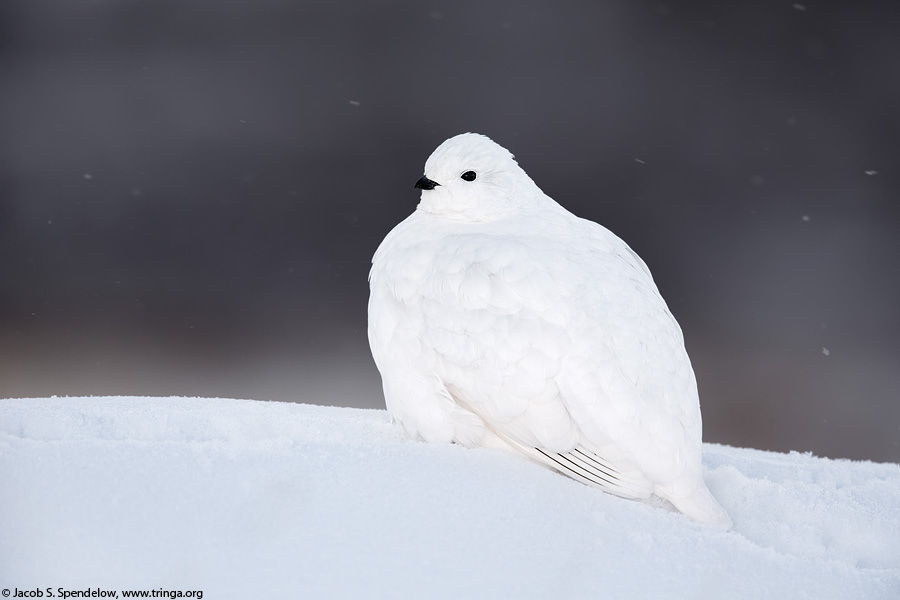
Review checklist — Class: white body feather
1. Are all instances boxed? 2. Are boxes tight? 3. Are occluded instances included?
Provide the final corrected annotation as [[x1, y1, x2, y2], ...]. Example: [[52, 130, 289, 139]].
[[368, 133, 731, 526]]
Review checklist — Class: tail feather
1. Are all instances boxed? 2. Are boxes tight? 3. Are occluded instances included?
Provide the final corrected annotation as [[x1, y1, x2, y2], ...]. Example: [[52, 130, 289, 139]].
[[658, 483, 733, 528]]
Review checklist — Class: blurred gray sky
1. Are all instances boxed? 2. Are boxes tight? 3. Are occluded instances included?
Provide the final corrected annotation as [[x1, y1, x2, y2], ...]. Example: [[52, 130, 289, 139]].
[[1, 0, 898, 462]]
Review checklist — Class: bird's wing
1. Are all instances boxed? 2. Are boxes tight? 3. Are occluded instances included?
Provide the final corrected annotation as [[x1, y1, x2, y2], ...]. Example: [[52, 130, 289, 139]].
[[416, 215, 701, 490], [486, 426, 654, 499]]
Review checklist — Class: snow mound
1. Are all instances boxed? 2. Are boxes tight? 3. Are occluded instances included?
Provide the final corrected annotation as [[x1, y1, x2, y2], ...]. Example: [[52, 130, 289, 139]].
[[1, 396, 898, 599]]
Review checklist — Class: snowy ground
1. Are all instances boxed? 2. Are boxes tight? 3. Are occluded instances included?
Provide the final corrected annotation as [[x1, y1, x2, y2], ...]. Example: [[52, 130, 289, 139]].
[[1, 396, 898, 599]]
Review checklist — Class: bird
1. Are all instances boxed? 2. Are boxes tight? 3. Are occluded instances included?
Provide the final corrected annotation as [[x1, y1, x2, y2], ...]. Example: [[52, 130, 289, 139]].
[[367, 132, 731, 526]]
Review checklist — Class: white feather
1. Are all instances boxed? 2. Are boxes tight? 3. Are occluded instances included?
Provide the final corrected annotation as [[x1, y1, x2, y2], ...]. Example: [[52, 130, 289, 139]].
[[368, 133, 732, 527]]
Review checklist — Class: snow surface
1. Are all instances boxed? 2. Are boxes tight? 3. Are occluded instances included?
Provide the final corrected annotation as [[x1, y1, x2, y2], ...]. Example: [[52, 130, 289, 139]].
[[1, 396, 898, 599]]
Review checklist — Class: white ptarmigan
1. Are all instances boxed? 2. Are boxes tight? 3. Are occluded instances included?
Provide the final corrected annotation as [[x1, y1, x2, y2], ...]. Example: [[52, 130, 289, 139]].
[[368, 133, 731, 526]]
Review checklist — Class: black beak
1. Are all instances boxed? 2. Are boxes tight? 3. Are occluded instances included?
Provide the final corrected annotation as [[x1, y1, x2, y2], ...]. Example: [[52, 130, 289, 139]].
[[414, 175, 440, 190]]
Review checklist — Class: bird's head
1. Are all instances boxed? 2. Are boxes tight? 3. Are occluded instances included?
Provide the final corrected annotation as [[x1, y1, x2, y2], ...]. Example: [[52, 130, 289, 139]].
[[414, 133, 542, 221]]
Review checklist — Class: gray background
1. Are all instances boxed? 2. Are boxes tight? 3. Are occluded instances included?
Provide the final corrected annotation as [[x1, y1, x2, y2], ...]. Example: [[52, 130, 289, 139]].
[[1, 0, 898, 462]]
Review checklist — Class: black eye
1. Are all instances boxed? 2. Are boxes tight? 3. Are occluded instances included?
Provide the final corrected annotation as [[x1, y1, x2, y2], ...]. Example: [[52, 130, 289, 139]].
[[460, 171, 477, 182]]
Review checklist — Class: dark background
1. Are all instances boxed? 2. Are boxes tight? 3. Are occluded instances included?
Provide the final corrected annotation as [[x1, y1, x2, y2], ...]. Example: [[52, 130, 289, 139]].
[[1, 1, 898, 462]]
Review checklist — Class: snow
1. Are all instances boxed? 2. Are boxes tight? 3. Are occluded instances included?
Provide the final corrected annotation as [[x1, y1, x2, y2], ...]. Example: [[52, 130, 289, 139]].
[[1, 396, 898, 599]]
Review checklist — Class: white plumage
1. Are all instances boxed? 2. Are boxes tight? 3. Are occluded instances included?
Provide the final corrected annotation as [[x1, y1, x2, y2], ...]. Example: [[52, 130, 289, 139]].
[[368, 133, 731, 526]]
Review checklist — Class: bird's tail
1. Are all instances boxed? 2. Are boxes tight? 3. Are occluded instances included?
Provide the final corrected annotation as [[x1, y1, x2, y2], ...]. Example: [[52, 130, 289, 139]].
[[658, 481, 733, 528]]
